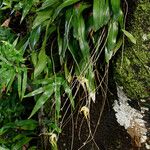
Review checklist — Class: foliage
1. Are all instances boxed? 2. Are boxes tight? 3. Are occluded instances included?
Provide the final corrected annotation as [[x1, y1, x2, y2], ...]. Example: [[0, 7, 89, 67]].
[[0, 40, 27, 99], [0, 0, 127, 149]]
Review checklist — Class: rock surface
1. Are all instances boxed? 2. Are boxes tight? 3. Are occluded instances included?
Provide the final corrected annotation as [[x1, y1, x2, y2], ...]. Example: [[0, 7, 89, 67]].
[[114, 0, 150, 149], [115, 0, 150, 101]]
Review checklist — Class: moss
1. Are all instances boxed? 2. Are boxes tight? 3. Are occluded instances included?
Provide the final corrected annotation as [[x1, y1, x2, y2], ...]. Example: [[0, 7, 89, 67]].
[[115, 0, 150, 99]]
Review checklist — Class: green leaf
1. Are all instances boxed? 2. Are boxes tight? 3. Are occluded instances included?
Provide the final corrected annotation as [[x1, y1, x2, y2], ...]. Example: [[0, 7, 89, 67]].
[[34, 49, 47, 78], [6, 70, 15, 93], [118, 9, 124, 28], [111, 0, 124, 26], [111, 0, 120, 16], [68, 40, 80, 71], [11, 135, 32, 150], [15, 35, 29, 50], [28, 87, 53, 118], [57, 27, 63, 64], [53, 0, 80, 21], [0, 55, 11, 65], [21, 0, 34, 23], [15, 119, 38, 130], [30, 26, 41, 49], [31, 51, 38, 67], [113, 37, 123, 54], [1, 1, 11, 10], [34, 19, 51, 78], [64, 62, 72, 83], [17, 72, 22, 99], [0, 27, 15, 42], [0, 146, 9, 150], [28, 146, 37, 150], [105, 21, 118, 63], [21, 68, 27, 99], [63, 9, 73, 59], [13, 37, 19, 47], [73, 4, 90, 59], [107, 21, 118, 50], [93, 0, 110, 31], [0, 123, 16, 135], [32, 9, 52, 29], [55, 84, 61, 119], [0, 128, 8, 136], [33, 76, 56, 85], [63, 81, 74, 108], [24, 87, 44, 97], [86, 65, 96, 102], [38, 0, 60, 11], [50, 123, 61, 133], [122, 29, 136, 44], [105, 47, 113, 63]]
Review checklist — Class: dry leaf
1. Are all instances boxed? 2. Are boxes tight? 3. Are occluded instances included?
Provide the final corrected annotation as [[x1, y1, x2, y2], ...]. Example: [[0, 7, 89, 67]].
[[127, 121, 141, 148], [1, 18, 11, 27]]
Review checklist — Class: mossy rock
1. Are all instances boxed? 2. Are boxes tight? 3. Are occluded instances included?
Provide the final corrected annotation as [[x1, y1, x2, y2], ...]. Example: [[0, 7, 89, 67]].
[[115, 0, 150, 100]]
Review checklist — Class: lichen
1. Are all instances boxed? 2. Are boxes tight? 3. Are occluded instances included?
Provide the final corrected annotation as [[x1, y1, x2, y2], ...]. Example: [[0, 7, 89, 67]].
[[113, 86, 148, 148], [115, 0, 150, 100]]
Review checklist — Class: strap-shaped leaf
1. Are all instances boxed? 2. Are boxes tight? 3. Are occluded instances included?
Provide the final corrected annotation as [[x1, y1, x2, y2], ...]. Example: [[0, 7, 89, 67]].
[[21, 0, 34, 23], [86, 64, 96, 102], [111, 0, 124, 27], [6, 70, 15, 93], [73, 4, 90, 59], [32, 9, 53, 29], [93, 0, 110, 31], [11, 135, 32, 150], [31, 51, 37, 67], [113, 37, 123, 54], [105, 47, 113, 63], [34, 19, 51, 78], [57, 27, 63, 64], [105, 20, 118, 63], [34, 49, 47, 78], [63, 81, 74, 108], [15, 119, 38, 130], [28, 86, 53, 118], [68, 42, 80, 71], [21, 68, 27, 99], [107, 21, 118, 50], [64, 62, 72, 83], [122, 29, 136, 44], [62, 9, 73, 61], [118, 9, 124, 28], [17, 72, 22, 99], [24, 87, 44, 98], [33, 79, 53, 85], [38, 0, 59, 11], [53, 0, 80, 21], [34, 74, 63, 85], [55, 85, 61, 119], [29, 26, 41, 49], [111, 0, 120, 16]]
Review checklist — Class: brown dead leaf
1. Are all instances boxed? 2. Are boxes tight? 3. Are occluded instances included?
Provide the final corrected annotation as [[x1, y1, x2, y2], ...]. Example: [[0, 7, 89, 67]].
[[1, 18, 11, 27], [127, 122, 141, 148]]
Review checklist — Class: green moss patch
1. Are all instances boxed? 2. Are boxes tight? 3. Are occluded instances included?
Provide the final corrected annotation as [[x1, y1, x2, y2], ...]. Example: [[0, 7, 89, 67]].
[[115, 0, 150, 99]]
